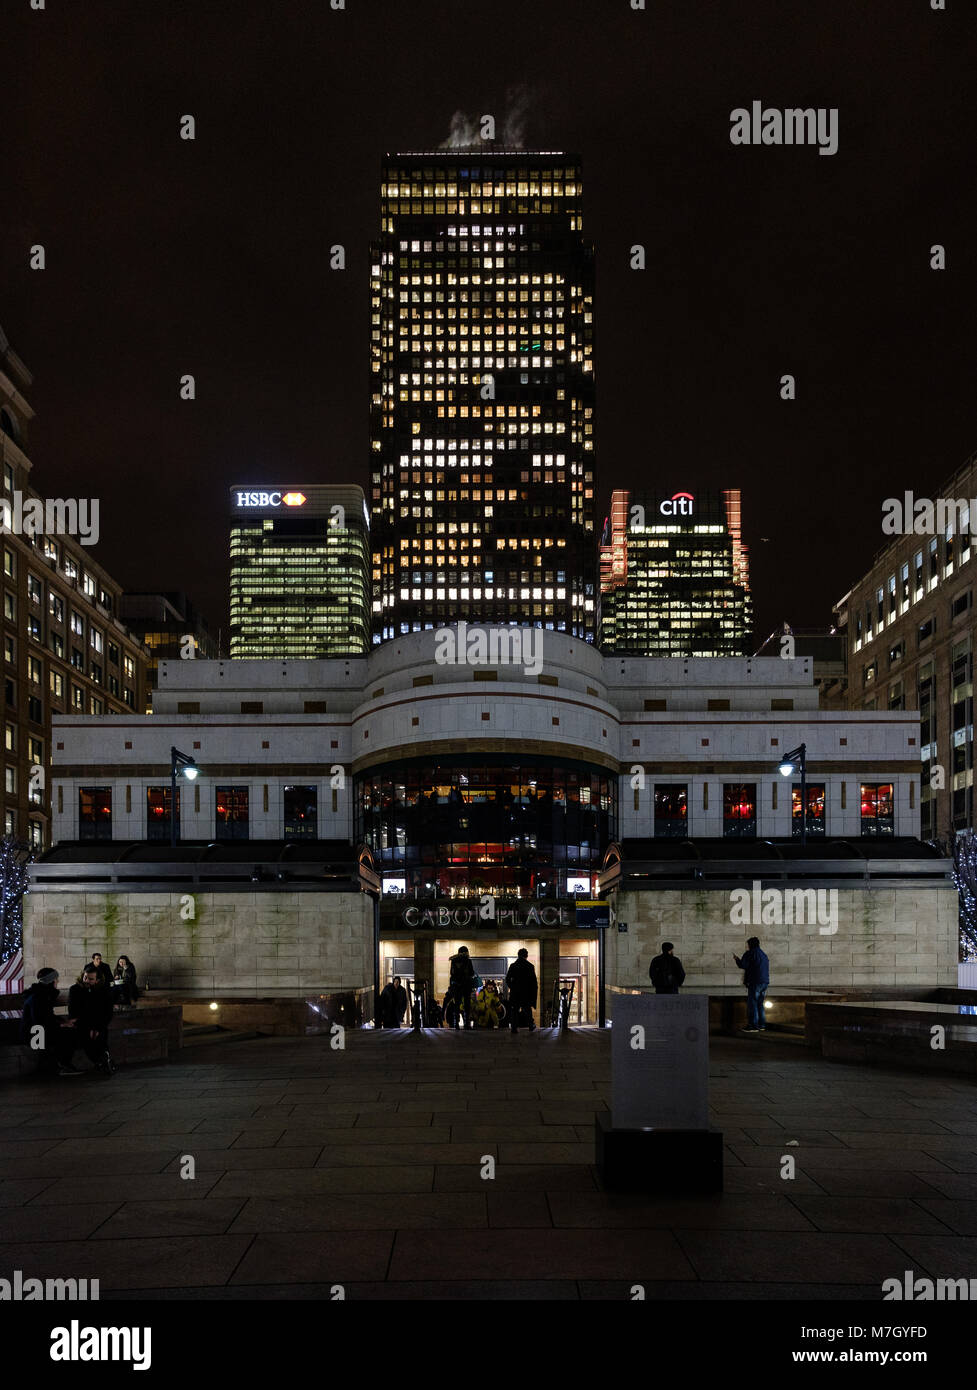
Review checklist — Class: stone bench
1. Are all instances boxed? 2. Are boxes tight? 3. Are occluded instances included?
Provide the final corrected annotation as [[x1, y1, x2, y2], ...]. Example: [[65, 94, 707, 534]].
[[821, 1024, 977, 1077]]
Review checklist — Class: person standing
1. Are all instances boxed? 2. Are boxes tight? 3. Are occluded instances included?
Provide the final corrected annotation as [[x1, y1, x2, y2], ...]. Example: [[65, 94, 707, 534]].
[[65, 965, 115, 1073], [505, 948, 538, 1033], [448, 946, 476, 1029], [378, 975, 408, 1028], [648, 942, 686, 994], [734, 936, 770, 1033]]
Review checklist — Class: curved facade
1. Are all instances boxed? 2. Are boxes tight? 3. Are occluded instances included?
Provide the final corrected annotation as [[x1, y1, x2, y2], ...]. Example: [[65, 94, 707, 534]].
[[356, 753, 616, 895]]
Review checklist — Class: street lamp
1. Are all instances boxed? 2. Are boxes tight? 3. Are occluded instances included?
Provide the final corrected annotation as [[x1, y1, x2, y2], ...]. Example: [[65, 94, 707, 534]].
[[777, 742, 807, 846], [170, 746, 198, 848]]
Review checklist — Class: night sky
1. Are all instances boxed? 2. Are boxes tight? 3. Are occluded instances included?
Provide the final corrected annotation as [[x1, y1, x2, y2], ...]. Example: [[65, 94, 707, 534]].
[[2, 0, 976, 650]]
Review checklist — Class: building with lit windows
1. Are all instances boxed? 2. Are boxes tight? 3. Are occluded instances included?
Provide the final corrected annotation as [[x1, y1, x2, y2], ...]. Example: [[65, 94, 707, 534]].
[[0, 322, 150, 852], [599, 487, 752, 655], [835, 447, 977, 840], [27, 633, 957, 1015], [229, 484, 370, 658], [370, 149, 596, 642], [120, 592, 218, 707]]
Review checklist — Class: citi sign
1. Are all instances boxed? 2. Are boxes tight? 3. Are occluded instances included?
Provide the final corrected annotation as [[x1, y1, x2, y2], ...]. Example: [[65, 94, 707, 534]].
[[234, 490, 306, 509], [660, 492, 694, 516]]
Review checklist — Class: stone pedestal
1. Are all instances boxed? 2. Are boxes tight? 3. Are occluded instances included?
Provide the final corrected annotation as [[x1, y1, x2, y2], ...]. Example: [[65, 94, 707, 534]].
[[595, 1111, 724, 1193]]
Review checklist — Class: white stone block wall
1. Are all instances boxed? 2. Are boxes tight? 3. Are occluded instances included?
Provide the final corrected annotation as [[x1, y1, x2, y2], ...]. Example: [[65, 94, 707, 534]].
[[607, 885, 958, 990], [23, 890, 374, 994]]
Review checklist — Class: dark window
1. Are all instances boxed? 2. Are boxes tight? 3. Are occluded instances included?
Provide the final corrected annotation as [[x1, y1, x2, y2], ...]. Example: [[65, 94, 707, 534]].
[[284, 785, 317, 839], [216, 786, 249, 840], [27, 695, 42, 723], [79, 787, 112, 841], [147, 786, 180, 841], [860, 783, 894, 838], [792, 783, 825, 838], [952, 591, 972, 619], [918, 618, 934, 645], [723, 783, 756, 838], [654, 784, 688, 838]]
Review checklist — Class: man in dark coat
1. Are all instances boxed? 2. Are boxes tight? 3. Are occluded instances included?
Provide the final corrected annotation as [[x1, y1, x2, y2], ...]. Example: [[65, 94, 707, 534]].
[[505, 948, 538, 1033], [89, 953, 114, 989], [65, 965, 115, 1071], [20, 968, 75, 1075], [734, 936, 771, 1032], [378, 975, 408, 1028], [649, 942, 686, 994], [448, 947, 475, 1029]]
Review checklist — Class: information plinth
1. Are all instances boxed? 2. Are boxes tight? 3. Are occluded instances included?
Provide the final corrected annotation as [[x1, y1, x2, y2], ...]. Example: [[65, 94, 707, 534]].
[[596, 993, 723, 1193]]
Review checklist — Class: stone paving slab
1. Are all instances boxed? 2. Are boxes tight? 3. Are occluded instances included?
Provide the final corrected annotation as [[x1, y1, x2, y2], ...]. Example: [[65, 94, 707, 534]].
[[1, 1029, 976, 1300]]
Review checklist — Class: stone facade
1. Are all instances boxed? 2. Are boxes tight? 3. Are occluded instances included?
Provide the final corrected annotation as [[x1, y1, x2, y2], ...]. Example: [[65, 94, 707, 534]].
[[605, 886, 959, 994], [23, 889, 374, 994]]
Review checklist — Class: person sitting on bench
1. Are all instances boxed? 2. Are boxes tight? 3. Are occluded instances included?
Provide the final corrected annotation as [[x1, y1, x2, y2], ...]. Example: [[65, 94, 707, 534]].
[[64, 964, 115, 1074]]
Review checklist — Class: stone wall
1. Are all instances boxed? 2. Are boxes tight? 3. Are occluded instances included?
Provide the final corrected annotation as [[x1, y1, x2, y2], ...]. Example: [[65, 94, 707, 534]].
[[607, 885, 959, 992], [23, 890, 374, 994]]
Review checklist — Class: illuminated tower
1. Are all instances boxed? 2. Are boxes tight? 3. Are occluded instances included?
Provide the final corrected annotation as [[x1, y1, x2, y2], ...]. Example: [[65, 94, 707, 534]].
[[229, 484, 370, 658], [599, 487, 752, 655], [370, 149, 596, 642]]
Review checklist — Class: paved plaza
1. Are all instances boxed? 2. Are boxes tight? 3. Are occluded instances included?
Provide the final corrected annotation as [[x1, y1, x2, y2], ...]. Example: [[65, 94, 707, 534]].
[[1, 1029, 976, 1300]]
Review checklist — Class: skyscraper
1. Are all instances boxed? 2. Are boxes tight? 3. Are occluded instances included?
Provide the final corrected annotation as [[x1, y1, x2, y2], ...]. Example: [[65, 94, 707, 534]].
[[599, 487, 752, 655], [229, 484, 370, 658], [370, 149, 596, 643]]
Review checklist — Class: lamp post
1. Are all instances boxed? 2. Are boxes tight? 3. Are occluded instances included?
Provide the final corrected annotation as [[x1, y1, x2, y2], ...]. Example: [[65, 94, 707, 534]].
[[778, 743, 807, 846], [170, 746, 198, 848]]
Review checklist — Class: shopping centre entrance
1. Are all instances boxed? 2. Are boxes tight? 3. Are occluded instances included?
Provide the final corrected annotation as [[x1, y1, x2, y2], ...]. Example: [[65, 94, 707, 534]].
[[379, 899, 599, 1025]]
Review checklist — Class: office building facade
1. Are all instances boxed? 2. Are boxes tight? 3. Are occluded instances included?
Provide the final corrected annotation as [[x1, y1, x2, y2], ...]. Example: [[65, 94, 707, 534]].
[[836, 448, 977, 840], [599, 487, 752, 655], [0, 323, 150, 852], [229, 484, 370, 658], [370, 149, 596, 643], [120, 591, 218, 707]]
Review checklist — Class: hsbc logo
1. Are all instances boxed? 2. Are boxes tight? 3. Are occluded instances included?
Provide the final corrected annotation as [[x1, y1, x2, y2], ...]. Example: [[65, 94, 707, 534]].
[[660, 492, 694, 517], [234, 490, 307, 509]]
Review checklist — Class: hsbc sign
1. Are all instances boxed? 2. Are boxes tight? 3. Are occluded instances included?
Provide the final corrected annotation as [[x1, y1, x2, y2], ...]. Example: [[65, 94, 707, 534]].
[[234, 490, 307, 509]]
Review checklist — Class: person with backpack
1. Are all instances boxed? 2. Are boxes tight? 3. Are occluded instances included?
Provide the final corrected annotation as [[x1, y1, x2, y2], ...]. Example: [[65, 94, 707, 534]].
[[64, 964, 115, 1074], [649, 942, 686, 995], [734, 936, 771, 1032], [20, 968, 77, 1076], [505, 948, 538, 1033], [447, 945, 475, 1029]]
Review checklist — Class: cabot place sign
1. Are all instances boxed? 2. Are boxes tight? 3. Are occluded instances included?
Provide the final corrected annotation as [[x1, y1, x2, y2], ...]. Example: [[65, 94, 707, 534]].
[[402, 903, 572, 928], [234, 490, 307, 508]]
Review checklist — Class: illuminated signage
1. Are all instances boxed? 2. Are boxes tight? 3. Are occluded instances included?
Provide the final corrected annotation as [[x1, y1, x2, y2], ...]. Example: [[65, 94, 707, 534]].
[[234, 490, 307, 509], [659, 492, 694, 517], [401, 903, 571, 929]]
